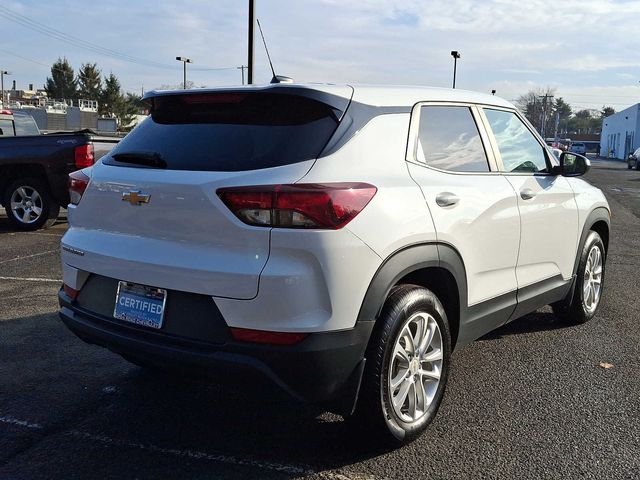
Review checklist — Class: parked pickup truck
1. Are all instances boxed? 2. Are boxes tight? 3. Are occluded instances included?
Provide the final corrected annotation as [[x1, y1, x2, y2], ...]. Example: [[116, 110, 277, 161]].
[[0, 109, 119, 230]]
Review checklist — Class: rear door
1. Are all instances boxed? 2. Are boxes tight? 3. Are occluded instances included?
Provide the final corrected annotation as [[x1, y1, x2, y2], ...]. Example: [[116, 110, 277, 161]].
[[63, 87, 352, 299], [406, 103, 520, 333], [480, 107, 579, 293]]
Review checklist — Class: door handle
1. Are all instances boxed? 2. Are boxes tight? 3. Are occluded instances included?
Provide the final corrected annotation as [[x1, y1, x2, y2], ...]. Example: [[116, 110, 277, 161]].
[[520, 188, 536, 200], [435, 192, 459, 207]]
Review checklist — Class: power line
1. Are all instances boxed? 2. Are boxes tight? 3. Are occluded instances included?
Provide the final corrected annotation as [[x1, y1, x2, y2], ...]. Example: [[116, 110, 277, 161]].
[[0, 7, 235, 72]]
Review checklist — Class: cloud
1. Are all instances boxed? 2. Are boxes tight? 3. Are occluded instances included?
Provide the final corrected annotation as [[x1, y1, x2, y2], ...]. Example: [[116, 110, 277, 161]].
[[0, 0, 638, 110]]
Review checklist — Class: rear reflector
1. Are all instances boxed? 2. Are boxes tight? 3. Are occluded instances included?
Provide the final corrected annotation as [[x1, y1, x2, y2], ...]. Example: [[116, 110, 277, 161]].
[[69, 170, 90, 205], [217, 183, 377, 229], [229, 327, 308, 345], [63, 284, 79, 300], [75, 144, 94, 168]]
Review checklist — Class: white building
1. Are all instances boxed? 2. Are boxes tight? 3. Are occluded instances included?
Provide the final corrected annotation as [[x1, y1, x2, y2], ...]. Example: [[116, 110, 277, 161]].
[[600, 104, 640, 160]]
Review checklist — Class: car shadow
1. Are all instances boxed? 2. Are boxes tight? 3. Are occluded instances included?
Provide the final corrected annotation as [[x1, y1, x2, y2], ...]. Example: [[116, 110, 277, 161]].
[[478, 310, 570, 341], [0, 210, 68, 234], [1, 312, 394, 478]]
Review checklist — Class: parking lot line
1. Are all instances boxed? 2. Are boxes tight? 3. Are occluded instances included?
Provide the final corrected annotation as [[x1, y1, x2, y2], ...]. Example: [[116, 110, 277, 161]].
[[0, 415, 43, 430], [66, 430, 316, 476], [0, 276, 62, 283], [0, 249, 58, 265], [22, 231, 65, 237], [1, 414, 368, 479]]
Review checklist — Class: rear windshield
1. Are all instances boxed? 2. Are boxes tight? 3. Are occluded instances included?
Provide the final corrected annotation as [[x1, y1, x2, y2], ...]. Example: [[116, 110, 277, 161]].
[[0, 118, 14, 136], [13, 114, 40, 136], [105, 92, 341, 171]]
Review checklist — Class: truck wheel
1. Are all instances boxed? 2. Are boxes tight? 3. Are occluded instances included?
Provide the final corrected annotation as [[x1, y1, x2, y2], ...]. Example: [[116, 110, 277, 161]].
[[3, 177, 60, 231], [352, 285, 451, 445]]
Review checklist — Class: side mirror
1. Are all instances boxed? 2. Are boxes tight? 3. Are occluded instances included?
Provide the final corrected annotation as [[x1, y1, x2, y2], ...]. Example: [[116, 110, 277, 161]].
[[558, 152, 590, 177]]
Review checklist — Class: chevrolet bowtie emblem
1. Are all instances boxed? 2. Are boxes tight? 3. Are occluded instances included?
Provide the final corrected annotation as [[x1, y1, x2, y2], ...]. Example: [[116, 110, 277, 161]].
[[122, 190, 150, 205]]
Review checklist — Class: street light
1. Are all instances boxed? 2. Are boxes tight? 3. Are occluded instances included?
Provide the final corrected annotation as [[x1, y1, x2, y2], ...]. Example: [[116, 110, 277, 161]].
[[450, 51, 460, 89], [1, 70, 11, 107], [175, 57, 192, 89]]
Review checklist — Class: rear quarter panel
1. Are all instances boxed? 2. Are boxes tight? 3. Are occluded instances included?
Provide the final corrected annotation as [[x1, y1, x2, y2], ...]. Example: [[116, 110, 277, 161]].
[[300, 113, 437, 258]]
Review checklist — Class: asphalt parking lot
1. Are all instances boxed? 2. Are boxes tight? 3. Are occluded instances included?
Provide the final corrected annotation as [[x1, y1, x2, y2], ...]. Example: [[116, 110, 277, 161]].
[[1, 158, 639, 480]]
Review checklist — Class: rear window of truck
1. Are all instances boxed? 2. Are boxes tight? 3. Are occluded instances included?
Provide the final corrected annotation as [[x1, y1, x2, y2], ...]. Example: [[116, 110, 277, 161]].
[[13, 114, 40, 136], [105, 92, 341, 172]]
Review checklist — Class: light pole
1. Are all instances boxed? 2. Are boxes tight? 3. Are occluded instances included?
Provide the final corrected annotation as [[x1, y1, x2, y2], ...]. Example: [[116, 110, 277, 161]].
[[450, 51, 460, 89], [1, 70, 11, 107], [248, 0, 255, 84], [175, 57, 192, 89]]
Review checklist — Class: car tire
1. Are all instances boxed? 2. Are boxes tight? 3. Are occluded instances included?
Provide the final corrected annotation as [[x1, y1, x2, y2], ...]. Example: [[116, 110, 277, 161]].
[[552, 231, 606, 325], [628, 162, 633, 170], [352, 285, 451, 445], [636, 161, 640, 170], [3, 177, 60, 231]]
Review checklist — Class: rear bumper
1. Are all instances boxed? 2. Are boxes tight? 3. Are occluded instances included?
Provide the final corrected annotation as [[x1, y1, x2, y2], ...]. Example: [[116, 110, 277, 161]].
[[58, 289, 373, 407]]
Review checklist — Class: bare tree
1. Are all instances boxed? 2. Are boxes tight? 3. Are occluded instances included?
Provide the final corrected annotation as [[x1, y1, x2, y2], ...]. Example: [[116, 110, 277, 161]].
[[514, 87, 556, 134]]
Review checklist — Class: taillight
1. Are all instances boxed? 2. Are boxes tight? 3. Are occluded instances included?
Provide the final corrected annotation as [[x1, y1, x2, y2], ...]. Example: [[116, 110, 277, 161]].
[[75, 144, 94, 168], [69, 170, 90, 205], [229, 327, 308, 345], [217, 183, 377, 229]]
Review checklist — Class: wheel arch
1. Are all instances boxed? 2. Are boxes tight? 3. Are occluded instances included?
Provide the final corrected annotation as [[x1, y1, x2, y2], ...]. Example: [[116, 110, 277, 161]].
[[574, 207, 611, 276], [0, 164, 49, 206], [356, 242, 467, 350]]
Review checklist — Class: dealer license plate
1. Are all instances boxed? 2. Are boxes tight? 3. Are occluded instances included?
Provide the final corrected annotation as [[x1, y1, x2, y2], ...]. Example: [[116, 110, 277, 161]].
[[113, 281, 167, 329]]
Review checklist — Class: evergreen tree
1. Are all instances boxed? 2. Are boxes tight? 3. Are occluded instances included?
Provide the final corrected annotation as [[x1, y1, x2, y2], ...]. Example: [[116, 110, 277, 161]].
[[44, 57, 77, 100], [601, 106, 615, 119], [553, 98, 572, 135], [99, 73, 122, 117], [77, 63, 102, 100], [118, 93, 142, 131]]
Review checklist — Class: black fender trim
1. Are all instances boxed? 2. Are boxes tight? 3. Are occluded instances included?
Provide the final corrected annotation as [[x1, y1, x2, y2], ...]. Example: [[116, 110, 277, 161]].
[[357, 243, 455, 322], [355, 242, 519, 350], [558, 207, 610, 307], [572, 207, 610, 276]]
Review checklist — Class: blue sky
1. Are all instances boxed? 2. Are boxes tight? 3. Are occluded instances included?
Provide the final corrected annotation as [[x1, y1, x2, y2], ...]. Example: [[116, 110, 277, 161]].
[[1, 0, 639, 112]]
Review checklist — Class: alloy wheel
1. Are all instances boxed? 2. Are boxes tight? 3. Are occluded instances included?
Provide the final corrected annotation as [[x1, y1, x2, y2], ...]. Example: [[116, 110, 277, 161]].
[[388, 312, 443, 423], [583, 245, 603, 313], [10, 186, 43, 225]]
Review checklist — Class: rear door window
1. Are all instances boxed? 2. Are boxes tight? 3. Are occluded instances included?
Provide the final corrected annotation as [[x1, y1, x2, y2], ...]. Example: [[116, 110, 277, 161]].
[[106, 92, 342, 172], [415, 105, 490, 172]]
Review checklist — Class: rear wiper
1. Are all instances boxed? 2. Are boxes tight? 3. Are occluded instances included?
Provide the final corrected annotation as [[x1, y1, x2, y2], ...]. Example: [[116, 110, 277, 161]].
[[112, 151, 167, 169]]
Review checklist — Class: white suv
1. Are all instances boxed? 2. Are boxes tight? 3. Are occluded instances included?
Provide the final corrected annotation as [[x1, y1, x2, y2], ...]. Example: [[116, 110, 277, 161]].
[[59, 84, 610, 444]]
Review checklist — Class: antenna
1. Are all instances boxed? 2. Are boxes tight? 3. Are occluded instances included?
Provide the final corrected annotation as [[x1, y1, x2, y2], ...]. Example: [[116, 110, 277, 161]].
[[256, 19, 276, 79], [256, 18, 293, 84]]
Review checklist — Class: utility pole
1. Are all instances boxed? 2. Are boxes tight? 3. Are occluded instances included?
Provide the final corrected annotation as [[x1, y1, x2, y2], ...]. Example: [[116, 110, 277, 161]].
[[450, 51, 460, 89], [248, 0, 255, 84], [237, 65, 248, 85], [175, 57, 192, 89], [1, 70, 10, 107], [538, 94, 554, 138]]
